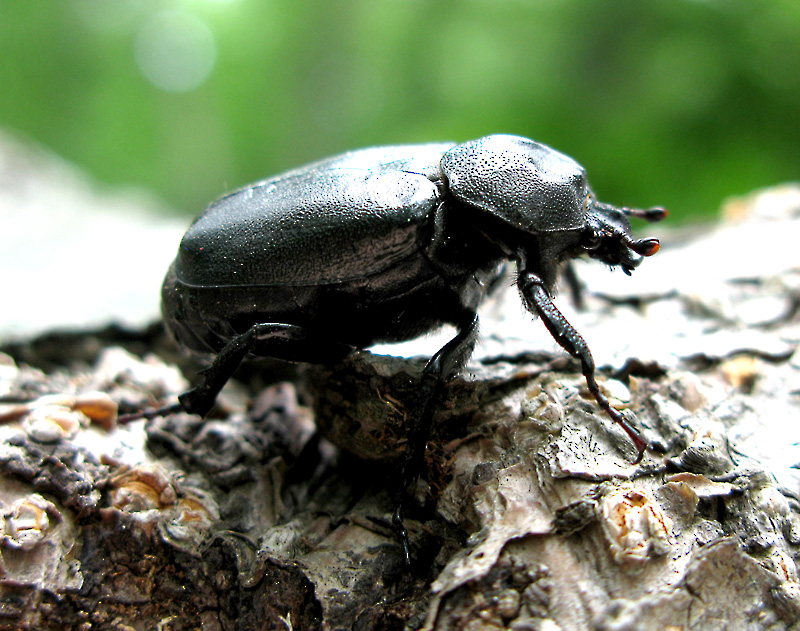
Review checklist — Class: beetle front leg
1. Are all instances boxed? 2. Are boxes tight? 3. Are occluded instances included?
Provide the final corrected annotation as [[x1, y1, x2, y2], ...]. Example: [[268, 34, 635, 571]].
[[518, 271, 648, 461], [392, 311, 479, 564]]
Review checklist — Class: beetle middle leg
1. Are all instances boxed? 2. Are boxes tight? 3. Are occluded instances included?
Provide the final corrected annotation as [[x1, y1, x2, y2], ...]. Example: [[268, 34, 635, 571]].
[[561, 262, 585, 310], [392, 311, 479, 564], [518, 270, 648, 460]]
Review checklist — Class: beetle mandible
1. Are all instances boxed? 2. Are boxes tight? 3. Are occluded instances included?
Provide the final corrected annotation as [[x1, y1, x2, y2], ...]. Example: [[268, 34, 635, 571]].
[[157, 134, 665, 561]]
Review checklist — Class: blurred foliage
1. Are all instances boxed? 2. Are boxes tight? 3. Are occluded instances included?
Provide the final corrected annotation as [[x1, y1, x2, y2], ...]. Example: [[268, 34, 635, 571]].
[[0, 0, 798, 222]]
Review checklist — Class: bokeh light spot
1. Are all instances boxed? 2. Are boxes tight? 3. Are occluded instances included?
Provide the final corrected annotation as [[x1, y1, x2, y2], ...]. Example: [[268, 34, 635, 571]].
[[134, 9, 216, 93]]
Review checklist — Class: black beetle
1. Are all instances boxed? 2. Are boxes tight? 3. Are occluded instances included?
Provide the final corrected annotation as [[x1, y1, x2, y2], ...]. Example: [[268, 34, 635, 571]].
[[155, 134, 665, 561]]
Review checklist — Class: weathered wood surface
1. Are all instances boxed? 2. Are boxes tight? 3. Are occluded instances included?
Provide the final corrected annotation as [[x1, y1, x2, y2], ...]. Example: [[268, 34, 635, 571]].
[[0, 133, 799, 630]]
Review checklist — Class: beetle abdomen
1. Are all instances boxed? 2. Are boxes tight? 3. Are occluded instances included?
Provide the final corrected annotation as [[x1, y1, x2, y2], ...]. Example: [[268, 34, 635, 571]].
[[162, 258, 466, 358]]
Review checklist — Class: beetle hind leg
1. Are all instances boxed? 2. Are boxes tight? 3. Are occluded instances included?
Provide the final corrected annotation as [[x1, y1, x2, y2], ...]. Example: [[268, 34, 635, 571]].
[[179, 322, 353, 417]]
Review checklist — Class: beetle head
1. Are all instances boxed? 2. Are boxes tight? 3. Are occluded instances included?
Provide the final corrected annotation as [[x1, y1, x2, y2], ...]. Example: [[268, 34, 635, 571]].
[[442, 135, 665, 278], [581, 201, 665, 275]]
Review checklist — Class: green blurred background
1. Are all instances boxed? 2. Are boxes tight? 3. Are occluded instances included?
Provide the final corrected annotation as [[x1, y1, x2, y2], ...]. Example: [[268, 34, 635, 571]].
[[1, 0, 798, 222]]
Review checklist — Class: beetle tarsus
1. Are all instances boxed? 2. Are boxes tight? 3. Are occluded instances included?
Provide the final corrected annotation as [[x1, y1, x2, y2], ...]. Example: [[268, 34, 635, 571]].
[[392, 504, 412, 566], [118, 401, 183, 424]]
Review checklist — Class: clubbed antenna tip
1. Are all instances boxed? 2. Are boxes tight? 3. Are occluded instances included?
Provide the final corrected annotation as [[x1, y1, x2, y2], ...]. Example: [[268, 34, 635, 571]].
[[631, 237, 660, 257], [623, 206, 668, 222]]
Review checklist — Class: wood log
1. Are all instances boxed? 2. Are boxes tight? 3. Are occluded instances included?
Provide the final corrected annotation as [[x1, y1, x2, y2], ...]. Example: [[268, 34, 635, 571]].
[[1, 138, 799, 630]]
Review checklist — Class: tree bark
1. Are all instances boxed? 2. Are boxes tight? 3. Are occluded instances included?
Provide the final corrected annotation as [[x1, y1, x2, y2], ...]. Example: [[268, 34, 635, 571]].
[[1, 182, 799, 630]]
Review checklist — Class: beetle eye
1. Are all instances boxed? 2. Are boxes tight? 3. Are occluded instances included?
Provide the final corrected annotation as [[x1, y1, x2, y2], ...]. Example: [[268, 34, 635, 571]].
[[581, 230, 602, 250]]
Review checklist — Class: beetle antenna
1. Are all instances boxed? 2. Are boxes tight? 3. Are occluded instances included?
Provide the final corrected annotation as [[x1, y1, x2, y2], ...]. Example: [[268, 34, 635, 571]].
[[621, 206, 668, 223], [628, 236, 660, 257], [610, 227, 661, 257]]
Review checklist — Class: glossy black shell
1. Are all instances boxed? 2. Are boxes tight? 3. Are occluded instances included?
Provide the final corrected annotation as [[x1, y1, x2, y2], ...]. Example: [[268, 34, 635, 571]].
[[175, 142, 454, 288], [162, 135, 600, 358]]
